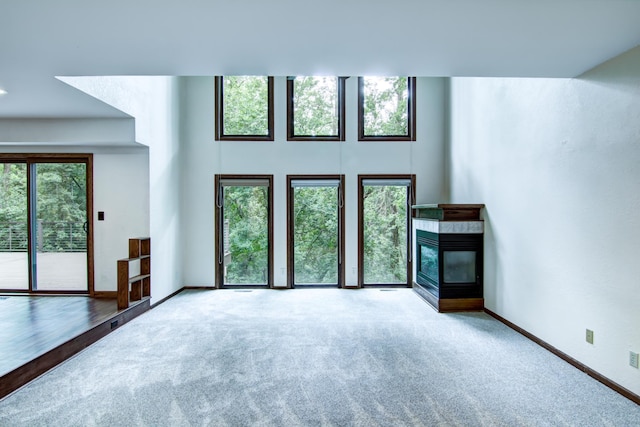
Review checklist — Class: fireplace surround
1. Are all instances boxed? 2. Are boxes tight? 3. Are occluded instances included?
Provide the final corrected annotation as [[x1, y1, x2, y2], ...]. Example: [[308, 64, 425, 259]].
[[412, 204, 484, 312]]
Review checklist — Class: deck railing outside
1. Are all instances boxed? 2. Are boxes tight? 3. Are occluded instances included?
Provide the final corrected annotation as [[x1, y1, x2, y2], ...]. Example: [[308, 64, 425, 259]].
[[0, 221, 86, 252]]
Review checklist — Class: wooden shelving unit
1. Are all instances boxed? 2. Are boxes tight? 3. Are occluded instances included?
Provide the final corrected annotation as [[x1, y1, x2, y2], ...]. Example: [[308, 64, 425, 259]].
[[117, 237, 150, 310]]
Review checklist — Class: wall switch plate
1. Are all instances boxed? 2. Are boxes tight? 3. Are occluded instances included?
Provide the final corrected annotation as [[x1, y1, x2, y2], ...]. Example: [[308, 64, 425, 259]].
[[630, 351, 639, 368], [586, 329, 594, 344], [98, 211, 105, 221]]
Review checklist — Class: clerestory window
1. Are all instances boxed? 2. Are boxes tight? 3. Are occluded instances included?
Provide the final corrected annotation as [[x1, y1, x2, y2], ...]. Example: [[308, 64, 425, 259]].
[[286, 76, 346, 141], [215, 76, 274, 141], [358, 76, 416, 141]]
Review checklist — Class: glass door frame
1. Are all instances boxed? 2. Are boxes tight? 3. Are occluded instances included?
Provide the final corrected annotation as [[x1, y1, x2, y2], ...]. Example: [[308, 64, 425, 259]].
[[0, 153, 94, 295], [214, 174, 274, 289], [358, 174, 416, 288], [287, 174, 345, 288]]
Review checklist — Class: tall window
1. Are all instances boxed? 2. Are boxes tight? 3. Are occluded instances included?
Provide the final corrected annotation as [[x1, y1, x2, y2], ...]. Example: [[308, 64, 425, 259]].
[[358, 175, 415, 286], [215, 76, 274, 141], [287, 175, 345, 287], [358, 76, 416, 141], [215, 175, 273, 287], [287, 76, 346, 141]]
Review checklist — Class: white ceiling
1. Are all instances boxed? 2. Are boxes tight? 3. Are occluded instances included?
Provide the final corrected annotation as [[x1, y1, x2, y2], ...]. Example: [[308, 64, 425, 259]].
[[1, 0, 639, 118]]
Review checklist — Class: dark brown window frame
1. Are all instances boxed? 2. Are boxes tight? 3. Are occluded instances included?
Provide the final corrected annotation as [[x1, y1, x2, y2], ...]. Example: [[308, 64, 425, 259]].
[[0, 153, 94, 296], [358, 174, 416, 287], [214, 76, 275, 141], [214, 174, 274, 288], [357, 76, 417, 141], [286, 175, 345, 288], [286, 76, 347, 141]]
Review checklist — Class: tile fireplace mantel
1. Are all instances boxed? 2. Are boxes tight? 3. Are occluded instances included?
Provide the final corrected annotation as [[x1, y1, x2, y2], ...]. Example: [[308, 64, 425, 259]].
[[413, 218, 483, 234]]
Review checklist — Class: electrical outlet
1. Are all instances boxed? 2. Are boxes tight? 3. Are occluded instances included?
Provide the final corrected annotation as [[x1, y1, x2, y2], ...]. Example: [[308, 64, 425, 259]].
[[630, 351, 639, 369], [586, 329, 594, 344]]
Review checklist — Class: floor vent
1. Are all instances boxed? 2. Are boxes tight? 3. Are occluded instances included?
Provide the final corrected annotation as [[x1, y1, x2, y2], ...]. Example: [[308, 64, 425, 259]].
[[234, 290, 253, 293], [380, 289, 398, 292]]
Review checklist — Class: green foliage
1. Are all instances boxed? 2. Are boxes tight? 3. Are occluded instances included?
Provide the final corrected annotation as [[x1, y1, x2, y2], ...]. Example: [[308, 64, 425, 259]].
[[0, 162, 87, 252], [293, 76, 339, 136], [36, 163, 87, 223], [35, 163, 87, 252], [0, 163, 28, 251], [293, 186, 338, 284], [0, 163, 28, 224], [223, 76, 269, 136], [222, 183, 341, 285], [363, 77, 409, 136], [222, 182, 409, 286], [363, 185, 408, 283], [224, 186, 268, 284]]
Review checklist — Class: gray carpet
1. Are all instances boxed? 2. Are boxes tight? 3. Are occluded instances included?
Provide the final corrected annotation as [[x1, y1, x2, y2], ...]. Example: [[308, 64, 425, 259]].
[[0, 289, 638, 426]]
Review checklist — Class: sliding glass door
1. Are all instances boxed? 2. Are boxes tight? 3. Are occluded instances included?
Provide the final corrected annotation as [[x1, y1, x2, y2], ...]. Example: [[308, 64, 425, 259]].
[[33, 162, 88, 291], [0, 155, 92, 293], [0, 162, 29, 290]]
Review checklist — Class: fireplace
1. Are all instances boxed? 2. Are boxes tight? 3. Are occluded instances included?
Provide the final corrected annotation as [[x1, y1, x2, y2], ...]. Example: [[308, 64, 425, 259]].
[[412, 204, 484, 312]]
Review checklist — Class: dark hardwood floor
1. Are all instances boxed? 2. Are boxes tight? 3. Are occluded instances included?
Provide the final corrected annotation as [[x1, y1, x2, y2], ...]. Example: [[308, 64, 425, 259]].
[[0, 295, 149, 399], [0, 296, 115, 376]]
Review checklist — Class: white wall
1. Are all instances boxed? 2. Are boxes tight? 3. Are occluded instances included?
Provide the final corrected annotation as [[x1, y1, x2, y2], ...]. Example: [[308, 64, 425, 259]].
[[63, 76, 183, 303], [449, 46, 640, 395], [93, 148, 149, 291], [0, 118, 134, 145], [3, 75, 182, 303], [0, 145, 149, 293], [180, 76, 447, 287]]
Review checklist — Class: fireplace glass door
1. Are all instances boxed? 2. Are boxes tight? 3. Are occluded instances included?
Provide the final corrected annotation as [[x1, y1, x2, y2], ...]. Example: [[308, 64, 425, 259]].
[[415, 230, 482, 299], [443, 251, 476, 284], [420, 244, 438, 283]]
